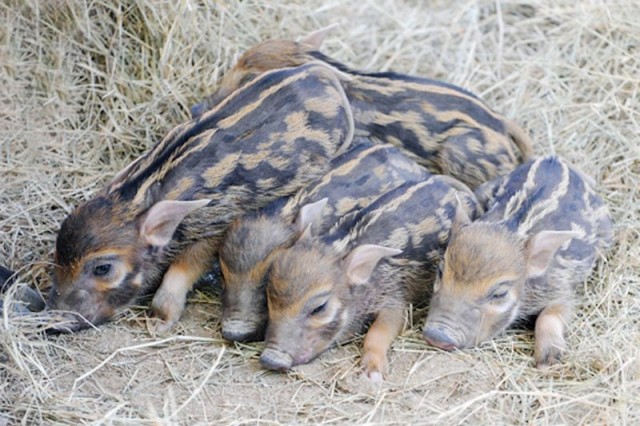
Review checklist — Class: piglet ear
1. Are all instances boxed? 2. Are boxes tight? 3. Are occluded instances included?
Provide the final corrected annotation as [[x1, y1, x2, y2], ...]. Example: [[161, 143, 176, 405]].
[[526, 230, 581, 278], [295, 198, 328, 234], [451, 195, 472, 235], [299, 24, 339, 50], [344, 244, 402, 285], [296, 224, 314, 244], [141, 199, 210, 246]]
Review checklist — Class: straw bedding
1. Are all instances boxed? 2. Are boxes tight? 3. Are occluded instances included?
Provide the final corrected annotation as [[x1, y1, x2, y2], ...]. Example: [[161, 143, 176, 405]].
[[1, 0, 638, 424]]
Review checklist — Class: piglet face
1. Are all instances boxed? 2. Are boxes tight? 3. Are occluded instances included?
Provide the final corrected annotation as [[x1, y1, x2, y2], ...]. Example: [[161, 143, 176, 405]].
[[260, 240, 349, 370], [218, 200, 327, 343], [260, 235, 401, 371], [423, 222, 526, 350], [423, 212, 581, 351], [50, 197, 210, 330], [219, 216, 298, 342]]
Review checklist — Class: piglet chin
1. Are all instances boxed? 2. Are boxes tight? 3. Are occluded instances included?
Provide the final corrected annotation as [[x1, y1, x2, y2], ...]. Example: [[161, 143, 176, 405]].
[[293, 347, 315, 366], [43, 311, 95, 334], [424, 336, 457, 351], [45, 303, 113, 334]]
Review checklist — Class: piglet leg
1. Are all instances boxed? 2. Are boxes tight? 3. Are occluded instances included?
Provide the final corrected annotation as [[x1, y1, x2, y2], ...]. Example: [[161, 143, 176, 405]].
[[534, 303, 572, 368], [360, 307, 405, 382], [150, 239, 217, 334]]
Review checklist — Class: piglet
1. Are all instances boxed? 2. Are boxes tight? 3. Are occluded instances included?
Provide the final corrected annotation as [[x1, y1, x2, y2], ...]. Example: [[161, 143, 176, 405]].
[[260, 175, 480, 380], [219, 140, 428, 342], [423, 156, 613, 367]]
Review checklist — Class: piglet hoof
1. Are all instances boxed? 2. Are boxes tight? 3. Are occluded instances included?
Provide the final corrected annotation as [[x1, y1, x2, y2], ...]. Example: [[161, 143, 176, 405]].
[[367, 371, 383, 383], [148, 307, 179, 336], [149, 294, 185, 335], [360, 351, 387, 382], [534, 345, 564, 368], [148, 318, 176, 336], [16, 287, 46, 312]]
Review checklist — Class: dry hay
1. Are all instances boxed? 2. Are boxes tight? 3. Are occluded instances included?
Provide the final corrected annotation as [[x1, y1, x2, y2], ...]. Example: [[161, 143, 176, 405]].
[[1, 0, 639, 424]]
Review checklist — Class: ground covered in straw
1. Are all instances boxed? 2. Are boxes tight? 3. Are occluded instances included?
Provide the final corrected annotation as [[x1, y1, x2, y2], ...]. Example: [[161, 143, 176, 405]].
[[1, 0, 638, 424]]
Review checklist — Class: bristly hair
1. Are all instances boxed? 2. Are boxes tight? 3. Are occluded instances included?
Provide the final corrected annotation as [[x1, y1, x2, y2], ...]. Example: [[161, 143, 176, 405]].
[[503, 186, 546, 233], [55, 196, 117, 267], [307, 50, 482, 100]]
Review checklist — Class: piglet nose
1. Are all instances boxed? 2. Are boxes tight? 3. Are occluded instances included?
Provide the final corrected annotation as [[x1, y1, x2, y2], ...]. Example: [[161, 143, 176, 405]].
[[260, 348, 293, 371], [221, 319, 265, 343], [423, 326, 459, 351]]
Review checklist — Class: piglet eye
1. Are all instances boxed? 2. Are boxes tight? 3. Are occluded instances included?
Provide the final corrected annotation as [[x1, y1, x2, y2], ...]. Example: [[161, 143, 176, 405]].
[[93, 264, 112, 277], [490, 291, 508, 301], [310, 301, 328, 316], [488, 280, 513, 301]]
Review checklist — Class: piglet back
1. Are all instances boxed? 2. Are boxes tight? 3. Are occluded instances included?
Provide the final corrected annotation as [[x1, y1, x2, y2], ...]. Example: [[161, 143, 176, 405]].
[[293, 140, 429, 226], [480, 156, 613, 264], [330, 176, 480, 261]]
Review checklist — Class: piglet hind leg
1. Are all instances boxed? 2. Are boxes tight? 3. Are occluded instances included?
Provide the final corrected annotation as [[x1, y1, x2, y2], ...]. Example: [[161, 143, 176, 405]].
[[534, 303, 572, 368], [438, 133, 488, 189], [150, 239, 217, 334], [360, 307, 405, 382]]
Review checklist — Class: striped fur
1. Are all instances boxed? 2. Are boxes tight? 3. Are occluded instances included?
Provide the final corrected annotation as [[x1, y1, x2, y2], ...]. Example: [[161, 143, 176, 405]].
[[191, 34, 533, 188], [260, 175, 480, 377], [423, 156, 613, 366], [218, 140, 429, 342], [48, 63, 355, 330]]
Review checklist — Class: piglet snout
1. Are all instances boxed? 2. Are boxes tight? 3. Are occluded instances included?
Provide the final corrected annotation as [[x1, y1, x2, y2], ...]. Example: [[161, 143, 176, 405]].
[[221, 319, 265, 343], [423, 326, 460, 351], [260, 348, 294, 371]]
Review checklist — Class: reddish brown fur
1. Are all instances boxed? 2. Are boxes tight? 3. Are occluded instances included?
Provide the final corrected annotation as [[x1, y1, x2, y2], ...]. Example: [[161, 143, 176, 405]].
[[207, 40, 311, 107], [445, 224, 524, 290]]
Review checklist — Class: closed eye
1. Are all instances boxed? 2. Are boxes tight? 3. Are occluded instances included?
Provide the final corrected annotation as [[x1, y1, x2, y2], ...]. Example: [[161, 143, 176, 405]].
[[486, 280, 514, 302], [310, 301, 328, 316], [489, 291, 508, 300]]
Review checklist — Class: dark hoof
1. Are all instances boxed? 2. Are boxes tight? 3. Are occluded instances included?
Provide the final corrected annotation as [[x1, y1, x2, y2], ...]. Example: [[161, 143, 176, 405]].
[[16, 287, 46, 312], [0, 287, 46, 316], [0, 265, 15, 291]]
